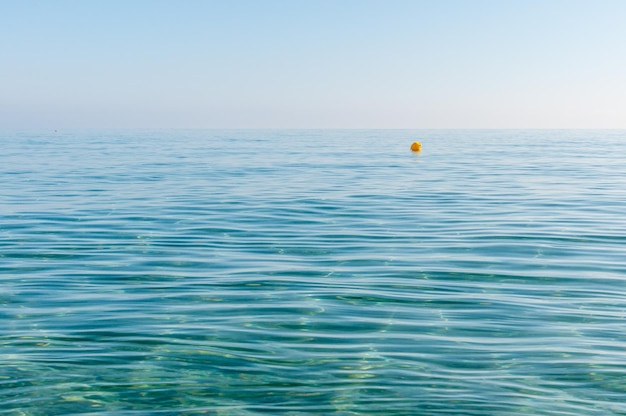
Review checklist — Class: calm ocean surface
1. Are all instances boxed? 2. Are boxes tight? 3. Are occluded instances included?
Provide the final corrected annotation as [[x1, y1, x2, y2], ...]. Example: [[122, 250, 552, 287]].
[[2, 129, 626, 415]]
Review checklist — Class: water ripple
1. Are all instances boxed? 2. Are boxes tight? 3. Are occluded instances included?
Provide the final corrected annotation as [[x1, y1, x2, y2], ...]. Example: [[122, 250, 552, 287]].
[[2, 130, 626, 415]]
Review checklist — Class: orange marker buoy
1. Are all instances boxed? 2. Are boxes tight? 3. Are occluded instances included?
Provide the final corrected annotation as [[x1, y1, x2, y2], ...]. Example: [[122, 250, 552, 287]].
[[410, 141, 422, 152]]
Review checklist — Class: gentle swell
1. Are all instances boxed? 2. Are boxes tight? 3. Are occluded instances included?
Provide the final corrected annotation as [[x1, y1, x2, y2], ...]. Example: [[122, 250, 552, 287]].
[[2, 129, 626, 415]]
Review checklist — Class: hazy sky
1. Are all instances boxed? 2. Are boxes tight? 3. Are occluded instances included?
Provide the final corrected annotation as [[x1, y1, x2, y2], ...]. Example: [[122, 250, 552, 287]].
[[2, 0, 626, 128]]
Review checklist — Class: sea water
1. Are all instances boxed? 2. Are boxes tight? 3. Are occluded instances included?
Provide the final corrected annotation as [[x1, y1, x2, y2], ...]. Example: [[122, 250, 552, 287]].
[[2, 129, 626, 415]]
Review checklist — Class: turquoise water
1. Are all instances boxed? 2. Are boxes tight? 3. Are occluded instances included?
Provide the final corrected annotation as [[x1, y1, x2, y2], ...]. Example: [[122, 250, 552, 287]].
[[2, 129, 626, 415]]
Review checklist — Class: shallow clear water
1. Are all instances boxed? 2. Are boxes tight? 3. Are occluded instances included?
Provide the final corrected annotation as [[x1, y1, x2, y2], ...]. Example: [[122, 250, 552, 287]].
[[2, 129, 626, 415]]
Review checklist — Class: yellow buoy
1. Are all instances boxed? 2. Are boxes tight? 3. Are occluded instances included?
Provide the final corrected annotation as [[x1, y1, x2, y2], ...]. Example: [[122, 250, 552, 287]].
[[410, 141, 422, 152]]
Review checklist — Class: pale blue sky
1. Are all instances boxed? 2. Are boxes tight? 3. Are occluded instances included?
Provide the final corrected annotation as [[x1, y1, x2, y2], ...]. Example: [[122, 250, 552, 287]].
[[2, 0, 625, 128]]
